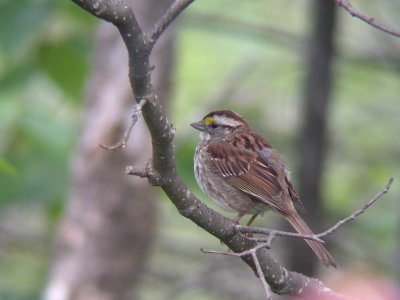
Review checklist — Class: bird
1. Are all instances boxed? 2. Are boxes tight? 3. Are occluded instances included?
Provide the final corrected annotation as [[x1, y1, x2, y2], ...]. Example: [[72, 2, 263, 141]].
[[191, 109, 336, 267]]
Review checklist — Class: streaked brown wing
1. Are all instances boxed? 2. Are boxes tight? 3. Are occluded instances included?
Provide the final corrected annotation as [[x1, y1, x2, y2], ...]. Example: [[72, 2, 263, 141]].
[[285, 176, 305, 212], [207, 142, 289, 214]]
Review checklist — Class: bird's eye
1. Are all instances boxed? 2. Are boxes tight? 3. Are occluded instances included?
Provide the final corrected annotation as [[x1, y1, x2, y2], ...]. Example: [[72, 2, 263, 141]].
[[210, 123, 218, 129]]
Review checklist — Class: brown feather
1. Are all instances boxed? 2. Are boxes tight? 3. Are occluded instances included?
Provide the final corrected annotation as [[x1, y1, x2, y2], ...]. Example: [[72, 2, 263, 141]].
[[286, 212, 337, 267], [207, 141, 291, 214]]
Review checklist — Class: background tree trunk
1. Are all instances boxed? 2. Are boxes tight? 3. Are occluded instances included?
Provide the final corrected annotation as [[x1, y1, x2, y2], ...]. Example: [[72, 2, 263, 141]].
[[286, 0, 337, 275], [44, 1, 175, 299]]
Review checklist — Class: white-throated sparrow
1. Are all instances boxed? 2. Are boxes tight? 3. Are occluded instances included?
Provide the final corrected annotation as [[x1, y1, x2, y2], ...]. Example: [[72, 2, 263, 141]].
[[191, 109, 336, 267]]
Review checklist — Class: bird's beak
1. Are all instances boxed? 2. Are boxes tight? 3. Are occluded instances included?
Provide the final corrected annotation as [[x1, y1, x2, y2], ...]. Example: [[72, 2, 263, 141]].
[[190, 121, 205, 131]]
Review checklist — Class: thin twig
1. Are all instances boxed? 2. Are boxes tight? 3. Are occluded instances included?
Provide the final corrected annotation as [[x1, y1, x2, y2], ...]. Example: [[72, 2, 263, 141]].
[[252, 252, 272, 300], [100, 99, 147, 150], [202, 245, 273, 299], [236, 178, 393, 244], [201, 248, 240, 257], [335, 0, 400, 38], [239, 231, 276, 248], [125, 166, 148, 178], [147, 0, 195, 46], [318, 177, 394, 238], [237, 226, 324, 243], [201, 241, 270, 257]]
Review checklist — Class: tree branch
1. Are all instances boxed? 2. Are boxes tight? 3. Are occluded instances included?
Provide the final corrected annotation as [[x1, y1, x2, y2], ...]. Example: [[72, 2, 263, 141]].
[[335, 0, 400, 38], [147, 0, 195, 47], [70, 1, 393, 299]]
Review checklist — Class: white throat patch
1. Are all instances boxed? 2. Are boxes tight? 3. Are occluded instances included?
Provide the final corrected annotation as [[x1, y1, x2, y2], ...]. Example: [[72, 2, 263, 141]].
[[200, 131, 211, 141]]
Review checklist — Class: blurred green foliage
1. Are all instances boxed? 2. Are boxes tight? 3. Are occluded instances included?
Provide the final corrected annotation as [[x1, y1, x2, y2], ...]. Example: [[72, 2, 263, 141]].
[[0, 0, 399, 299], [0, 0, 94, 298], [0, 0, 93, 206]]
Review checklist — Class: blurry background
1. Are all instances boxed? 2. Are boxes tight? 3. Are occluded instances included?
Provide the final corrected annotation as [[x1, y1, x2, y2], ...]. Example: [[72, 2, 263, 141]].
[[0, 0, 399, 299]]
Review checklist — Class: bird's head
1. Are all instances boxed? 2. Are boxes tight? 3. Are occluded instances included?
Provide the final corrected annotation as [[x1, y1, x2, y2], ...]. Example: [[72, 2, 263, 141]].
[[191, 110, 249, 141]]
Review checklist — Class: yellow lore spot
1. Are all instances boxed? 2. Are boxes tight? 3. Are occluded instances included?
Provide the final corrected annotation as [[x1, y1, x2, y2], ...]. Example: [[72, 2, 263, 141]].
[[203, 116, 214, 124]]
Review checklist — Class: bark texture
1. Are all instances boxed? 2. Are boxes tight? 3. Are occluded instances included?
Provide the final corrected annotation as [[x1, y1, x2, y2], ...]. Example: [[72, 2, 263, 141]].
[[44, 1, 175, 299]]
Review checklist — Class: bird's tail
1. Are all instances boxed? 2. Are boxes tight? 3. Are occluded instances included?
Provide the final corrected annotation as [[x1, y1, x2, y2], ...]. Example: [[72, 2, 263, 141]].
[[286, 212, 337, 268]]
